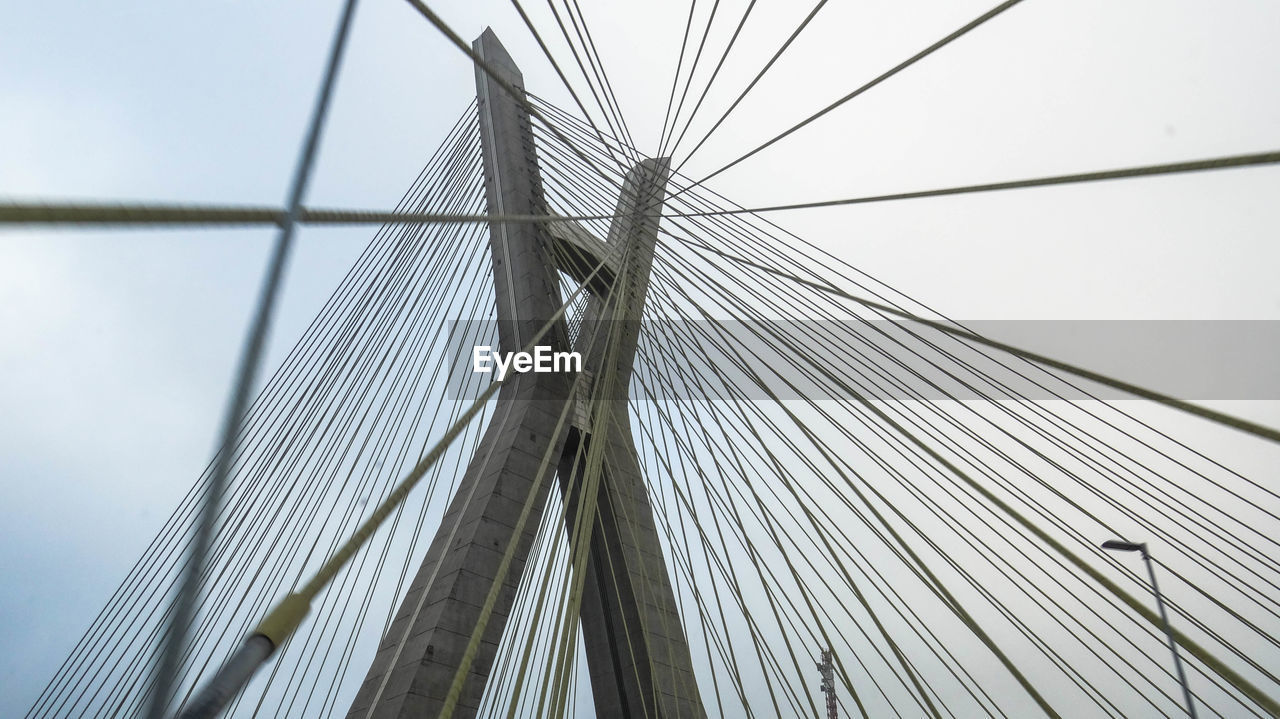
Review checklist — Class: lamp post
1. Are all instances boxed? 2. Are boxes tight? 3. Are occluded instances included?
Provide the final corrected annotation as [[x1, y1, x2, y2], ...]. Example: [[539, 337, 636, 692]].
[[1102, 539, 1198, 718]]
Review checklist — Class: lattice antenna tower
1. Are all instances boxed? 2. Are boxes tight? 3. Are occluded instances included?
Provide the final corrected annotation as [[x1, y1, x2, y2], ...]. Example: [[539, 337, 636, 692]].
[[818, 647, 838, 719]]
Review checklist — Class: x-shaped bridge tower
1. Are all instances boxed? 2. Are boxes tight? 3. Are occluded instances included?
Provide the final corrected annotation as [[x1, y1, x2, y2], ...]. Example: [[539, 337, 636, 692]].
[[346, 29, 706, 719]]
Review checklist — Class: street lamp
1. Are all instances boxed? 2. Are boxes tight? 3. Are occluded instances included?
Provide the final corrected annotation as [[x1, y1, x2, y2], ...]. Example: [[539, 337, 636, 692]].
[[1102, 539, 1198, 718]]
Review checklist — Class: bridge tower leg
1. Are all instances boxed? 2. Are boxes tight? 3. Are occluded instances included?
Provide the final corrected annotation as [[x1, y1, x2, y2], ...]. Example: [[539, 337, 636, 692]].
[[346, 28, 704, 719], [558, 154, 706, 719]]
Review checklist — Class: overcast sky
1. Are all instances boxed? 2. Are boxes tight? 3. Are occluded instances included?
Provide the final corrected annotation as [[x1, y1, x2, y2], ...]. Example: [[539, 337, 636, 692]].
[[2, 0, 1278, 715]]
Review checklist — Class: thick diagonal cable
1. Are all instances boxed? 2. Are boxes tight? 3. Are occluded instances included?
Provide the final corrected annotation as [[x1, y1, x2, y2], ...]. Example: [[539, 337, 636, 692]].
[[8, 148, 1280, 230], [143, 1, 359, 717]]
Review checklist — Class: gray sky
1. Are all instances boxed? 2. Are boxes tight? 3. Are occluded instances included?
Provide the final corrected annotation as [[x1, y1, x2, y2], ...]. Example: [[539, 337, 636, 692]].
[[2, 0, 1278, 715]]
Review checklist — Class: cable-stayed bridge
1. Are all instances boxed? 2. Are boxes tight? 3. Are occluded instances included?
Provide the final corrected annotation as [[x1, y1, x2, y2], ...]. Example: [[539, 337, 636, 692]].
[[4, 2, 1280, 718]]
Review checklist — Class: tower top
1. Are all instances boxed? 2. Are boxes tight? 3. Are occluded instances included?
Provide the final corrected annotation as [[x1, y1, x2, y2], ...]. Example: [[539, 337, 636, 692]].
[[473, 28, 523, 88]]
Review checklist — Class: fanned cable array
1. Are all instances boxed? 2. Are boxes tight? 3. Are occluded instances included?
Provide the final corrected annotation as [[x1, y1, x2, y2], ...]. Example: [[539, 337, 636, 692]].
[[24, 104, 513, 718], [12, 1, 1280, 718], [523, 94, 1280, 718]]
